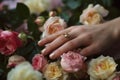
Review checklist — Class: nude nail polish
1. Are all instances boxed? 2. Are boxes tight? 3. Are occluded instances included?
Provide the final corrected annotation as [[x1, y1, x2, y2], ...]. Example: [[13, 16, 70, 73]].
[[38, 40, 42, 45], [49, 53, 55, 59], [41, 49, 46, 53]]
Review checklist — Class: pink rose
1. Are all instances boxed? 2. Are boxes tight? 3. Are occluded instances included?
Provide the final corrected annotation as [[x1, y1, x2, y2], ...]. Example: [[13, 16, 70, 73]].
[[7, 55, 25, 68], [60, 51, 85, 73], [0, 30, 22, 55], [42, 17, 67, 38], [32, 54, 47, 72]]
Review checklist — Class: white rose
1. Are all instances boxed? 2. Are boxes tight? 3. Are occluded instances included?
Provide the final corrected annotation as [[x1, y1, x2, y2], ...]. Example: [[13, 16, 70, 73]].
[[20, 0, 50, 14], [80, 4, 109, 25], [42, 16, 67, 38], [7, 62, 43, 80], [88, 55, 117, 80]]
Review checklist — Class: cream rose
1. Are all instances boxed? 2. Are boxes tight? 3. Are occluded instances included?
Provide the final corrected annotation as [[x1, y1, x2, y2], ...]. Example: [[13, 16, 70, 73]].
[[7, 62, 43, 80], [20, 0, 50, 14], [80, 4, 109, 25], [88, 55, 117, 80], [44, 62, 62, 80], [42, 16, 67, 38]]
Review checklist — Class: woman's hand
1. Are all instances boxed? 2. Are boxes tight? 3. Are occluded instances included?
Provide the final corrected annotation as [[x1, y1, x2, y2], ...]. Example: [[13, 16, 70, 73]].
[[38, 17, 120, 59]]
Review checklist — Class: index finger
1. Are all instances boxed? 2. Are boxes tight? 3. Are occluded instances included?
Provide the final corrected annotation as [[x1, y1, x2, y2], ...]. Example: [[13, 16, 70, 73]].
[[38, 27, 73, 46]]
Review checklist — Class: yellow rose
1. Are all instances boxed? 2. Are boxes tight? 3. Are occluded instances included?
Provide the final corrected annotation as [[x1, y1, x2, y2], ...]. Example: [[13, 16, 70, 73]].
[[20, 0, 50, 14], [44, 62, 63, 80], [7, 62, 43, 80], [88, 55, 117, 80], [80, 4, 109, 25]]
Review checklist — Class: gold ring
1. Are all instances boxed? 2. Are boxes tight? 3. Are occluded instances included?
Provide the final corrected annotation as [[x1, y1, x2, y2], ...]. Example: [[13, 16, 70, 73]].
[[63, 33, 71, 39]]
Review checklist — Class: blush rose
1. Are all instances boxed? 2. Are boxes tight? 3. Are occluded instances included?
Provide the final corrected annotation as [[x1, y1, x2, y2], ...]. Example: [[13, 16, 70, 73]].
[[32, 54, 47, 72], [42, 17, 67, 38], [60, 51, 85, 73]]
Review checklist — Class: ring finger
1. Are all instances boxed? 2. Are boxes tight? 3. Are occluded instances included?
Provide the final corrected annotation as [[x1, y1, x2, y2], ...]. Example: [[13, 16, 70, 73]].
[[41, 32, 75, 55]]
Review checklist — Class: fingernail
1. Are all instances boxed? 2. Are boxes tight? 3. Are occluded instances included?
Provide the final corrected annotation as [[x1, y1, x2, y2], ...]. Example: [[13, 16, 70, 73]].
[[38, 40, 42, 45], [49, 53, 55, 59], [41, 49, 46, 54], [45, 43, 50, 47]]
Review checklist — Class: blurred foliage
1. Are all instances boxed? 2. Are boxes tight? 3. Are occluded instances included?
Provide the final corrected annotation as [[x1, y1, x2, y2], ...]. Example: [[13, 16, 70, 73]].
[[0, 0, 120, 80]]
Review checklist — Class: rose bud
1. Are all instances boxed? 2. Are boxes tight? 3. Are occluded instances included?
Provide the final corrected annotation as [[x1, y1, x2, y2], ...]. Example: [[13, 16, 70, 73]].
[[18, 32, 27, 43], [32, 54, 47, 72], [7, 55, 25, 68]]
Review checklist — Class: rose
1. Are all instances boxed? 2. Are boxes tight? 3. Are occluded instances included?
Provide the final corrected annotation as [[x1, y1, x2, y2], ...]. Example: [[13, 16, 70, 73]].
[[60, 51, 85, 73], [7, 62, 43, 80], [80, 4, 109, 25], [88, 55, 117, 80], [0, 30, 22, 55], [32, 54, 47, 72], [7, 55, 25, 68], [42, 17, 67, 38], [20, 0, 50, 14], [44, 62, 62, 80]]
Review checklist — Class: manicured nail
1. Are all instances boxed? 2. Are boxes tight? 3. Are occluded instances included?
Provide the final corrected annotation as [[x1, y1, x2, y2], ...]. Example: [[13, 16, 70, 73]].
[[49, 53, 55, 59], [41, 49, 46, 54], [38, 40, 42, 45], [45, 43, 50, 47]]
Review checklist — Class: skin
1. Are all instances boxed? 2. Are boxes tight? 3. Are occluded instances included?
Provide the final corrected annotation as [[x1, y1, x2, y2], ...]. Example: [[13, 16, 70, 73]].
[[38, 17, 120, 59]]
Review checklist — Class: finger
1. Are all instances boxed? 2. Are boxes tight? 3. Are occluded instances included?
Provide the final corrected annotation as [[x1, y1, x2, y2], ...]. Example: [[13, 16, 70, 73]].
[[80, 43, 100, 56], [41, 35, 70, 55], [49, 36, 85, 59], [38, 27, 73, 46]]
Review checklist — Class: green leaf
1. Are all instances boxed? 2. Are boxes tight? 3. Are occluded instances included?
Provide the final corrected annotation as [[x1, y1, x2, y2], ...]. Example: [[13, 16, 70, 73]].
[[102, 0, 113, 7], [27, 14, 41, 40], [16, 3, 30, 20], [68, 12, 80, 26], [106, 7, 120, 20], [0, 69, 3, 75], [67, 0, 81, 9], [60, 12, 70, 22]]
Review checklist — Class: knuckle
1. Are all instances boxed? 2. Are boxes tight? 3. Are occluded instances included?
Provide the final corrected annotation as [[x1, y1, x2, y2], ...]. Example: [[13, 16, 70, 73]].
[[79, 27, 86, 32]]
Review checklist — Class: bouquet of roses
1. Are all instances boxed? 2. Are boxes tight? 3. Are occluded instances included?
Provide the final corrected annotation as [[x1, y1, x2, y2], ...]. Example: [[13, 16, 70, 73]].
[[0, 0, 120, 80]]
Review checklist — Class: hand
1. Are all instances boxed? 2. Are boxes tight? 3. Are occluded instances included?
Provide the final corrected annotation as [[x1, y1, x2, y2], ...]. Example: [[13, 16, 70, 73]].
[[38, 17, 120, 59]]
